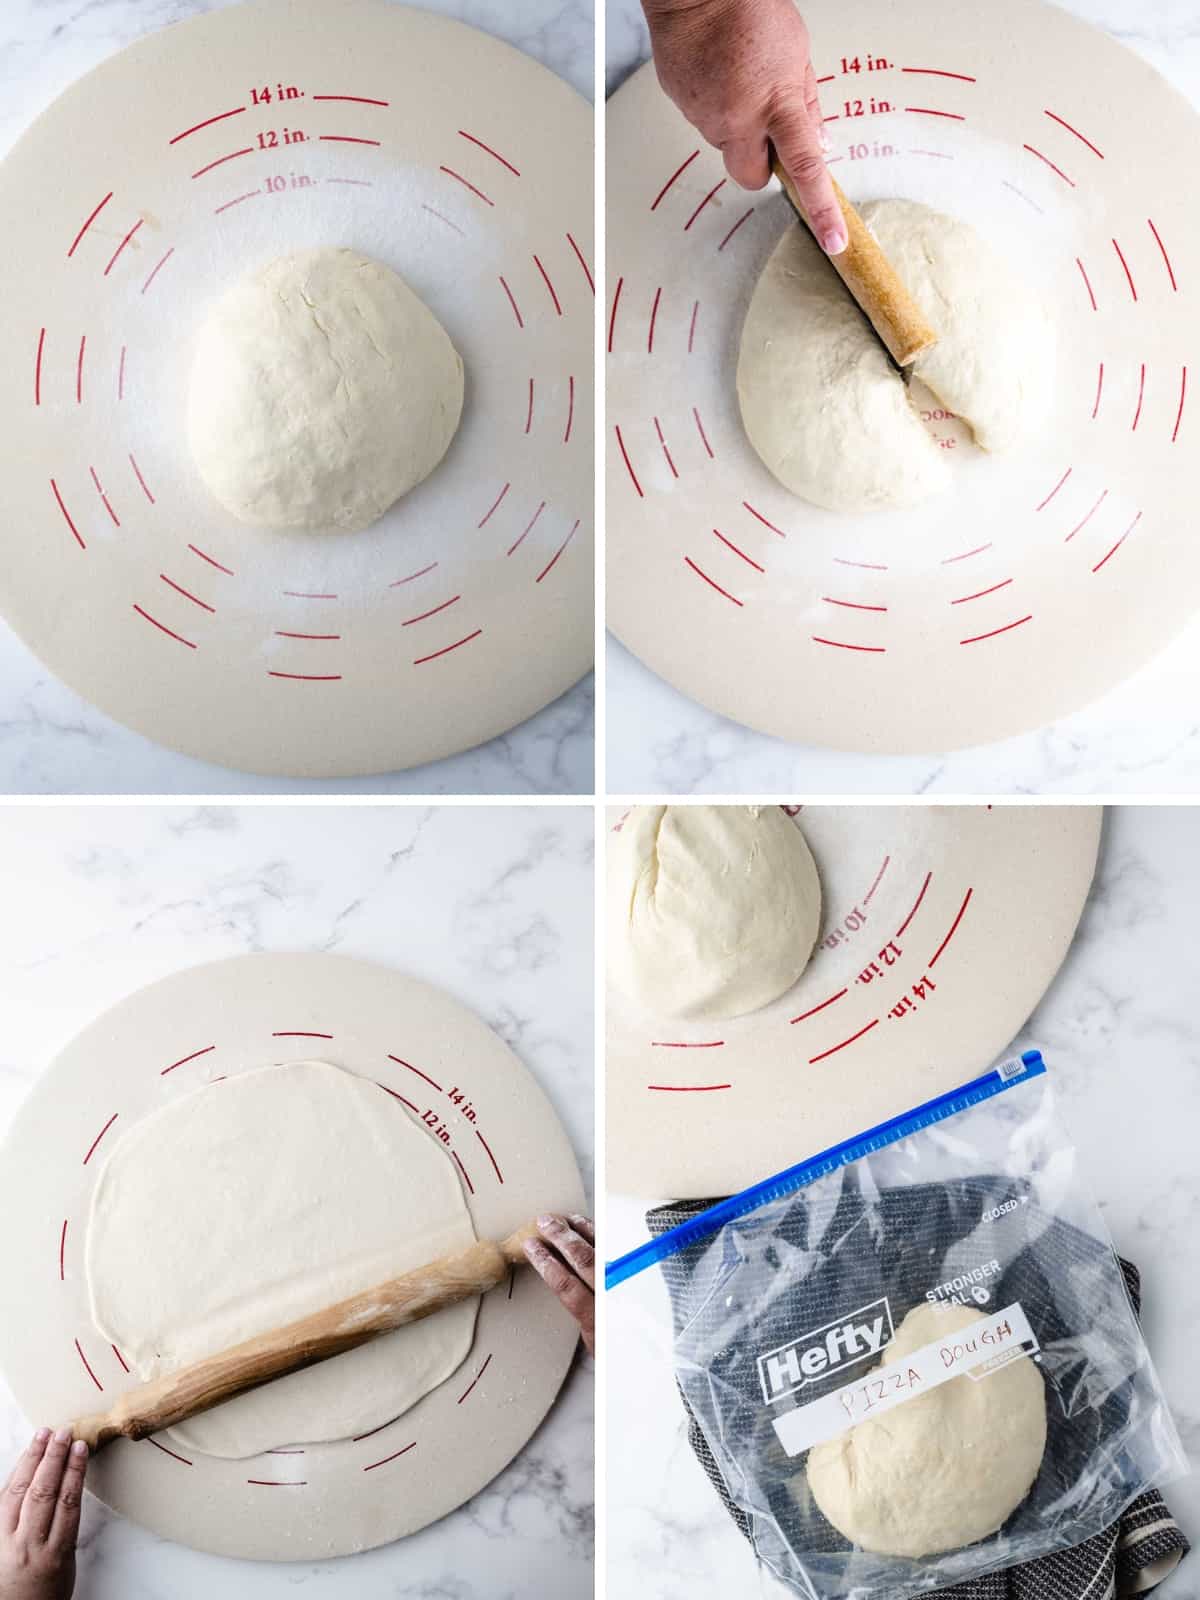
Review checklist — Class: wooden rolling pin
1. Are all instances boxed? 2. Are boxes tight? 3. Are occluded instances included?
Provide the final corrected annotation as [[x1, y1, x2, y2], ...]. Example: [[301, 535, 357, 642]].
[[772, 157, 938, 369], [69, 1223, 538, 1451]]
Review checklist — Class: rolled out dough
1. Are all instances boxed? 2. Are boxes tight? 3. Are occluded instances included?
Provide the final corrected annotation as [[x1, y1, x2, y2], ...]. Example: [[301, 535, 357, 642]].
[[736, 200, 1055, 512], [187, 247, 465, 533], [803, 1302, 1047, 1557], [85, 1060, 478, 1458], [607, 805, 821, 1020]]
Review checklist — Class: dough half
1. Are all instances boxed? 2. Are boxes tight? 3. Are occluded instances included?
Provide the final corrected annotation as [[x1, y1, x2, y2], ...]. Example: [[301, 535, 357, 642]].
[[608, 805, 822, 1020], [85, 1060, 478, 1458], [187, 247, 464, 533], [738, 224, 948, 513], [803, 1301, 1047, 1557], [863, 200, 1055, 455], [737, 200, 1055, 513]]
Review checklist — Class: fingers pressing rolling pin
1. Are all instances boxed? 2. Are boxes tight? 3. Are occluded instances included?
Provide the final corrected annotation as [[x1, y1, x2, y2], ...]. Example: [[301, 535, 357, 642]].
[[524, 1215, 596, 1357], [643, 0, 847, 254]]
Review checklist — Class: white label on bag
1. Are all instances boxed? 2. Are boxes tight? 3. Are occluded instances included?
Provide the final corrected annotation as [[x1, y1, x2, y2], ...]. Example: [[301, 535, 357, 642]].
[[771, 1302, 1039, 1458]]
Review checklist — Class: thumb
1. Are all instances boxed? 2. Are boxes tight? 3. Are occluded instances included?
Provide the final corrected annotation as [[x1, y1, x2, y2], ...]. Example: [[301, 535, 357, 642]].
[[771, 103, 847, 255]]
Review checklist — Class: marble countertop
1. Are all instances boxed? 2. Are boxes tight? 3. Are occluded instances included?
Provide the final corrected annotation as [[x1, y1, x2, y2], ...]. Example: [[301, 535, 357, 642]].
[[0, 0, 594, 796], [606, 0, 1200, 796], [607, 803, 1200, 1595], [0, 802, 594, 1598]]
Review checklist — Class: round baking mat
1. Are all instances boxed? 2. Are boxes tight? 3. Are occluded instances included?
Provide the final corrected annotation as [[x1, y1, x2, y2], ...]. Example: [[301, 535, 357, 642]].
[[0, 0, 593, 777], [607, 805, 1100, 1197], [0, 954, 586, 1560], [607, 0, 1200, 753]]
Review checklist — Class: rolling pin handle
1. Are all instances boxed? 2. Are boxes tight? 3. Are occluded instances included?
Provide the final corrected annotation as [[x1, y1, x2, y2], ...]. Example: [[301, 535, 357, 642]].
[[68, 1414, 108, 1452], [771, 157, 939, 368], [501, 1222, 540, 1262]]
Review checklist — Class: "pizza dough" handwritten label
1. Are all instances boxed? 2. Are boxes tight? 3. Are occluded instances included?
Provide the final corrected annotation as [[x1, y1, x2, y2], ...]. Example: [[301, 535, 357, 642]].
[[772, 1302, 1038, 1457]]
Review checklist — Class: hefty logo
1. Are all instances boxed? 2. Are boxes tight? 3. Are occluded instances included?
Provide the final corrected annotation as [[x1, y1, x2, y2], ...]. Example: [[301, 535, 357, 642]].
[[757, 1299, 895, 1404]]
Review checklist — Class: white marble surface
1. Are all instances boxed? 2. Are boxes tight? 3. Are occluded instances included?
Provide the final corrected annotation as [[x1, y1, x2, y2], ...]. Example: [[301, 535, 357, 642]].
[[607, 804, 1200, 1596], [0, 0, 594, 796], [606, 0, 1200, 796], [0, 802, 594, 1597]]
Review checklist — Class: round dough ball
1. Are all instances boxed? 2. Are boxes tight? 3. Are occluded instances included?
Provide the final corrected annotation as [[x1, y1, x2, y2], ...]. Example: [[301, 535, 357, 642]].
[[804, 1302, 1047, 1557], [737, 200, 1055, 513], [187, 247, 464, 533], [608, 805, 821, 1020]]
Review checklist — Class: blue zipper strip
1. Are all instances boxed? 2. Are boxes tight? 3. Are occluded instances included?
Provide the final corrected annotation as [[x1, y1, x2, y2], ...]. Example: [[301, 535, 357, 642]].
[[605, 1049, 1046, 1290]]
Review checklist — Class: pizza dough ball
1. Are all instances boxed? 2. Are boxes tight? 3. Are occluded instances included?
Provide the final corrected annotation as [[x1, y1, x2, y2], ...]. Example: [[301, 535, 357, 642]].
[[608, 805, 821, 1020], [737, 200, 1055, 513], [187, 247, 464, 533], [803, 1302, 1047, 1557]]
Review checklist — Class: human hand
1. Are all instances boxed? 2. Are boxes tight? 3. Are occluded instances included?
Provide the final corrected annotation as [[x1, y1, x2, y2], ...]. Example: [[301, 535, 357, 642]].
[[524, 1215, 595, 1357], [643, 0, 846, 254], [0, 1430, 87, 1600]]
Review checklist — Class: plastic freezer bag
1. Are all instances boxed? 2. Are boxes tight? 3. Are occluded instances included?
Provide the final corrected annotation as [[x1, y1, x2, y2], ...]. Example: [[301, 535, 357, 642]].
[[620, 1054, 1187, 1600]]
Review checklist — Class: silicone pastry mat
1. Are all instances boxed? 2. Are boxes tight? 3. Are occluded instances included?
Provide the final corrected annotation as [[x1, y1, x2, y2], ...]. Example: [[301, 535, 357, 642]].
[[0, 955, 585, 1559], [607, 0, 1200, 752], [607, 805, 1100, 1197], [0, 0, 593, 776]]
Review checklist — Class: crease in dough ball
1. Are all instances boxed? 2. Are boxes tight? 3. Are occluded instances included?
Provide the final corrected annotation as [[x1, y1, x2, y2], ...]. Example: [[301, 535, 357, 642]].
[[737, 199, 1055, 513], [802, 1301, 1047, 1558], [607, 804, 822, 1020], [187, 246, 465, 533]]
